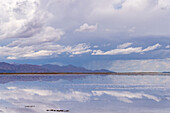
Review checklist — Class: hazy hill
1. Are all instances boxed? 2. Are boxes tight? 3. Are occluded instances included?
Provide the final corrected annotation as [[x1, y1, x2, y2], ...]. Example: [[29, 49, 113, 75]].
[[42, 64, 91, 72], [0, 62, 112, 73], [0, 62, 49, 73]]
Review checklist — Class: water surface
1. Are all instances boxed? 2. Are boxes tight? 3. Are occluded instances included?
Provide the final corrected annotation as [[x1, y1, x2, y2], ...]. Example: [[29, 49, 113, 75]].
[[0, 74, 170, 113]]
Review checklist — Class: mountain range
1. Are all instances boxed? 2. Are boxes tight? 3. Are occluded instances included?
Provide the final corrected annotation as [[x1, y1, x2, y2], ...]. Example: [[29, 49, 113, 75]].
[[0, 62, 112, 73]]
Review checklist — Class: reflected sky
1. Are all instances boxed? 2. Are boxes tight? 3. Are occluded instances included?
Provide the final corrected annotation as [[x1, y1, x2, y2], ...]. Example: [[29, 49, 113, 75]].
[[1, 75, 170, 113]]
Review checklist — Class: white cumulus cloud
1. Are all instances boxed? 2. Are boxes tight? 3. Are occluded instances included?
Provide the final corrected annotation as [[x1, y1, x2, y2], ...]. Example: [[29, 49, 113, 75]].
[[92, 43, 162, 55], [166, 45, 170, 48], [0, 42, 92, 59], [75, 23, 97, 32], [143, 43, 161, 52], [117, 42, 133, 49], [92, 47, 142, 55]]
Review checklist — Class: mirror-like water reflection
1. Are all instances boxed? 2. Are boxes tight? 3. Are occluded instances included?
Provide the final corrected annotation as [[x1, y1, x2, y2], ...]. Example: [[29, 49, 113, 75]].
[[0, 74, 170, 113]]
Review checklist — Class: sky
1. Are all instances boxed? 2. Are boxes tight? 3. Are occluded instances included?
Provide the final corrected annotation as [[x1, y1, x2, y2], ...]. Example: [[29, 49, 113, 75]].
[[0, 0, 170, 72]]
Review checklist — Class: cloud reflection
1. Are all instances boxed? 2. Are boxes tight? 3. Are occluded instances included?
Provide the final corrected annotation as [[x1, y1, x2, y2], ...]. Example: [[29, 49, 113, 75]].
[[1, 75, 170, 113]]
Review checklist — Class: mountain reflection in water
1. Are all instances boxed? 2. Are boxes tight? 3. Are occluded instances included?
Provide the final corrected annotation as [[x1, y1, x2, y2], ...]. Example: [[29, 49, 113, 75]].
[[0, 74, 87, 84]]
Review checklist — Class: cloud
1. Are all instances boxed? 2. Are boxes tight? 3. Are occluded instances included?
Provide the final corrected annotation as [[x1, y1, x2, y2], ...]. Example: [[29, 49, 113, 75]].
[[128, 27, 136, 33], [92, 90, 161, 103], [1, 87, 91, 103], [75, 23, 97, 32], [93, 45, 99, 48], [0, 0, 169, 65], [109, 59, 170, 72], [118, 97, 133, 103], [0, 87, 91, 113], [117, 42, 133, 49], [0, 0, 70, 59], [92, 43, 162, 55], [166, 45, 170, 48], [22, 89, 53, 96], [57, 0, 170, 37], [92, 47, 142, 55], [0, 42, 92, 59], [143, 43, 161, 52], [7, 87, 17, 90], [113, 0, 126, 10], [0, 0, 53, 39], [158, 0, 170, 10], [18, 50, 54, 59], [1, 86, 161, 112], [4, 0, 167, 40], [67, 43, 92, 55], [8, 27, 64, 47]]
